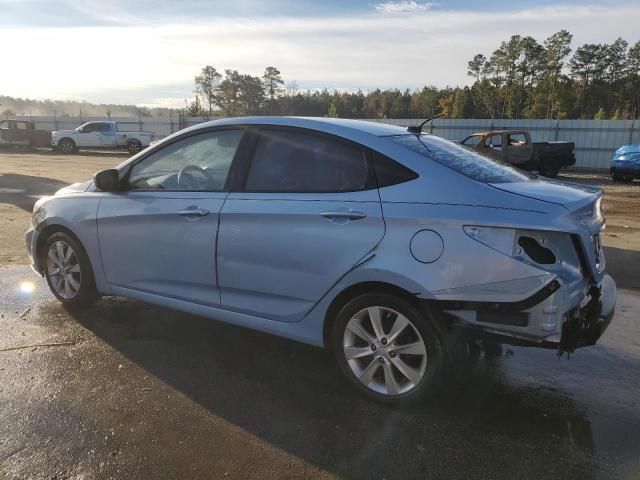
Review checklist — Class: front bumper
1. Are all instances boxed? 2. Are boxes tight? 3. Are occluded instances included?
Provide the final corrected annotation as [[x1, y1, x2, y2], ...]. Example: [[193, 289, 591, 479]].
[[25, 226, 42, 276]]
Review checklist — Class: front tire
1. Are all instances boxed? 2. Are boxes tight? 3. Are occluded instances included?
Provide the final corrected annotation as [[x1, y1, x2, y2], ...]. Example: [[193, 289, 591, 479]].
[[43, 232, 99, 306], [611, 171, 633, 183], [58, 138, 76, 154], [331, 292, 442, 404]]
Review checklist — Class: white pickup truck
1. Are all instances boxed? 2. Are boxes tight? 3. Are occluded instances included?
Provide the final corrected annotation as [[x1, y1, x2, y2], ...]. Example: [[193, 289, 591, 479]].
[[51, 121, 154, 155]]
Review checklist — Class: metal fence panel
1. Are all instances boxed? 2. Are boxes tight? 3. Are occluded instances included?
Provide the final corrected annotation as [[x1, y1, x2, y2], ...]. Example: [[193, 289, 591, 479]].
[[15, 115, 640, 171]]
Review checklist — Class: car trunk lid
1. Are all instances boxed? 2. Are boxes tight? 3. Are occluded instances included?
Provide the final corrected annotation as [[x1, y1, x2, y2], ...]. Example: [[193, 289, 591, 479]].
[[489, 178, 601, 212]]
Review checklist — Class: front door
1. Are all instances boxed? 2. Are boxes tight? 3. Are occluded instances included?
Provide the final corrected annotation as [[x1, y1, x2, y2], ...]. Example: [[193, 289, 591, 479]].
[[97, 128, 246, 305], [0, 121, 12, 144], [218, 127, 385, 323], [76, 122, 102, 147]]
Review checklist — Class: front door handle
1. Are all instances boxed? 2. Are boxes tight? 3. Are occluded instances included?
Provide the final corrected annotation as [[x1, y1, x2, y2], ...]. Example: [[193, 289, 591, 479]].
[[177, 207, 210, 220], [320, 210, 367, 221]]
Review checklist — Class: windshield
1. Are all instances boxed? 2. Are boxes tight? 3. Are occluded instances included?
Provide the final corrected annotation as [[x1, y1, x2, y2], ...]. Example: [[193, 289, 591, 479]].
[[386, 134, 532, 184]]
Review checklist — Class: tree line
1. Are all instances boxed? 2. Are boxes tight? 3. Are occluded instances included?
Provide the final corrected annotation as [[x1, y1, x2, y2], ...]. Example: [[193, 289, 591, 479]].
[[189, 31, 640, 120], [464, 31, 640, 120], [0, 95, 172, 119]]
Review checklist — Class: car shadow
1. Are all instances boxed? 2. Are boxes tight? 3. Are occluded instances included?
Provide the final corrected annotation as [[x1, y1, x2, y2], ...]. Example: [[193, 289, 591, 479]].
[[0, 173, 68, 211], [603, 246, 640, 292], [59, 297, 604, 479]]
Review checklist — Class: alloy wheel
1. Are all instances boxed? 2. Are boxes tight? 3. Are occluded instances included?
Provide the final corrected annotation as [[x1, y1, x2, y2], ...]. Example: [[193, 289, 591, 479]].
[[60, 141, 74, 153], [46, 240, 81, 299], [343, 306, 428, 396]]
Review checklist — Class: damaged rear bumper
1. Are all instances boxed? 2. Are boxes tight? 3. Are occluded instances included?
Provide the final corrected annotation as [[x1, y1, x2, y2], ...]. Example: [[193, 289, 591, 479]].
[[557, 274, 615, 353], [439, 274, 616, 353]]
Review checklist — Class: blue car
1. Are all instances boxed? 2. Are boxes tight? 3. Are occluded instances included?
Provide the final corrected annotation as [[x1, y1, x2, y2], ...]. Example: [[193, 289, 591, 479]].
[[25, 117, 616, 403], [611, 144, 640, 183]]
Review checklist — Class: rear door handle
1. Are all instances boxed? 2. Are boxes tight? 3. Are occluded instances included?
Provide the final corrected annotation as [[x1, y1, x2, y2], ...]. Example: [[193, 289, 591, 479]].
[[177, 207, 210, 220], [320, 210, 367, 221]]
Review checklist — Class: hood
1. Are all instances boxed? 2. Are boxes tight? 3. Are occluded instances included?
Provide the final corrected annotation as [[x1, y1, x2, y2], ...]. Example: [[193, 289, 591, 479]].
[[55, 180, 92, 195], [613, 144, 640, 163], [614, 144, 640, 156], [489, 177, 601, 211], [52, 129, 77, 135]]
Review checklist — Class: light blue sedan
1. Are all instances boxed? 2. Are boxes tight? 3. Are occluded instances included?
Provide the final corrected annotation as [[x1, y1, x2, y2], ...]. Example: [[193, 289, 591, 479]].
[[25, 117, 616, 403]]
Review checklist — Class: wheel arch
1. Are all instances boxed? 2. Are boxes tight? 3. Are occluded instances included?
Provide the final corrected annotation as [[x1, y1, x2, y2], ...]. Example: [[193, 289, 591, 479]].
[[57, 137, 76, 146], [322, 280, 437, 349], [36, 224, 88, 273]]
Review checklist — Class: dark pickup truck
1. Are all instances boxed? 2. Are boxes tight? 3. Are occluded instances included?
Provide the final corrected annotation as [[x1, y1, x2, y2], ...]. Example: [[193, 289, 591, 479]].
[[0, 120, 51, 148], [460, 130, 575, 178]]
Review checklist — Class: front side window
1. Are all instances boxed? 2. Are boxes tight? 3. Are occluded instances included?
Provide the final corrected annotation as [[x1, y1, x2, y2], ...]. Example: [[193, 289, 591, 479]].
[[461, 135, 482, 147], [99, 123, 112, 133], [127, 129, 244, 191], [245, 129, 369, 192], [80, 123, 101, 133], [386, 134, 532, 184]]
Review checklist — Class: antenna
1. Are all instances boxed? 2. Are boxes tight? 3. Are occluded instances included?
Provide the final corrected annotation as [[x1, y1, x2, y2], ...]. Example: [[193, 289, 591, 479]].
[[407, 113, 444, 134]]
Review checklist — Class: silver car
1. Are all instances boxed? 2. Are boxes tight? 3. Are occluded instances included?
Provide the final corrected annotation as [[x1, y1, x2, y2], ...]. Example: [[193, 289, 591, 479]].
[[26, 117, 616, 403]]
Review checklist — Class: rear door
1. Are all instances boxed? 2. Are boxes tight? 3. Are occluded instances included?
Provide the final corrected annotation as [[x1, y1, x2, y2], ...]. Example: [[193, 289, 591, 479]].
[[217, 127, 385, 323], [99, 122, 117, 146]]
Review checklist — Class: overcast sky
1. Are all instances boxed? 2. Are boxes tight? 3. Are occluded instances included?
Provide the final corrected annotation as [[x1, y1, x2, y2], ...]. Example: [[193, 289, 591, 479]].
[[2, 0, 639, 107]]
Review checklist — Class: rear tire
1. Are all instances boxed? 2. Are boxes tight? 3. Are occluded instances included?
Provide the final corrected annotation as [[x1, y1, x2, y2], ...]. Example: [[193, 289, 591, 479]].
[[127, 140, 142, 155], [538, 159, 560, 178], [58, 138, 76, 154], [43, 232, 99, 307], [331, 292, 442, 404]]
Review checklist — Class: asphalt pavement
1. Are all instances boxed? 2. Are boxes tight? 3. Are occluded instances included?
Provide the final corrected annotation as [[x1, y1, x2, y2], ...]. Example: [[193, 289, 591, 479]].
[[1, 265, 639, 479]]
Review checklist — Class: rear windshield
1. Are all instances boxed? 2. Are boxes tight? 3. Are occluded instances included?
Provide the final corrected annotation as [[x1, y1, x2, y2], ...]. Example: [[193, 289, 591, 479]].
[[386, 134, 532, 184]]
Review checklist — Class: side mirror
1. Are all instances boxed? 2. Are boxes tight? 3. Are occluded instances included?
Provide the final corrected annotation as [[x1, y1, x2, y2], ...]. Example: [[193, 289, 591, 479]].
[[93, 169, 120, 192]]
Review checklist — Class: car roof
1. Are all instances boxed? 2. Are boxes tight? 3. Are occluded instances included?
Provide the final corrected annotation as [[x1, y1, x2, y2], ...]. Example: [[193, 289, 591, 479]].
[[469, 130, 526, 136], [186, 116, 410, 138]]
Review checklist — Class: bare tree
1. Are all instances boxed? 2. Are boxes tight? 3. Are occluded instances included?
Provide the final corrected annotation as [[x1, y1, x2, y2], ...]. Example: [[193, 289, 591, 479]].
[[194, 66, 222, 116]]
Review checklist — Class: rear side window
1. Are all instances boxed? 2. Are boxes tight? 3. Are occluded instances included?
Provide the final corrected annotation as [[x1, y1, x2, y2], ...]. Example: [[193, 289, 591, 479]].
[[245, 129, 369, 192], [372, 151, 418, 188], [386, 134, 532, 184], [507, 133, 527, 146]]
